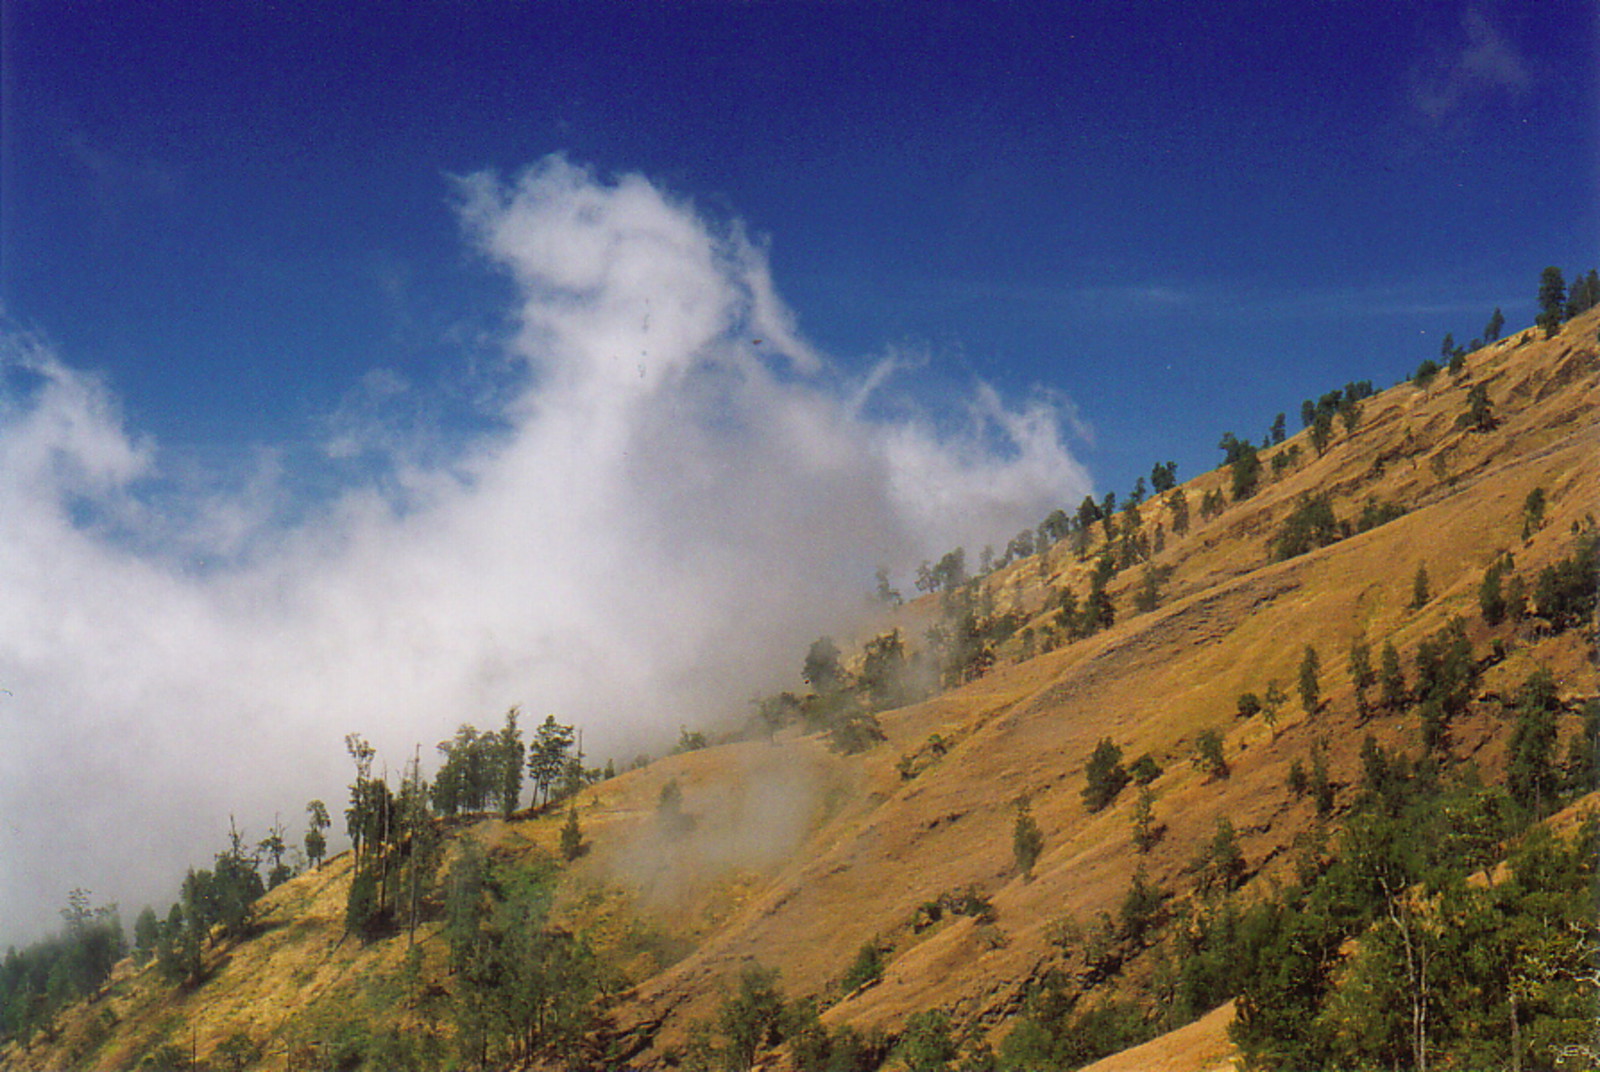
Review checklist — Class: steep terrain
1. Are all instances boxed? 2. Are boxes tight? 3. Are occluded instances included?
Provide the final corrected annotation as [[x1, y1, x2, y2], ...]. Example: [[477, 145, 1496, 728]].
[[5, 308, 1597, 1072]]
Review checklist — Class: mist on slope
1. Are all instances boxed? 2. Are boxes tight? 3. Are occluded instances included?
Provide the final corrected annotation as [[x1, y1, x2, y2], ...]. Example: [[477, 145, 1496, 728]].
[[0, 156, 1089, 945]]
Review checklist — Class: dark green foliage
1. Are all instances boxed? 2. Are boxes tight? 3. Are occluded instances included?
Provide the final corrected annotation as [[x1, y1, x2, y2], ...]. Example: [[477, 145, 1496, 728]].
[[1521, 487, 1546, 539], [1128, 753, 1163, 784], [915, 548, 968, 595], [1131, 564, 1163, 613], [1566, 267, 1600, 316], [560, 807, 583, 861], [1131, 785, 1160, 853], [1269, 412, 1287, 445], [1408, 561, 1430, 609], [1309, 739, 1334, 815], [1412, 617, 1478, 751], [0, 891, 125, 1046], [895, 1008, 957, 1072], [497, 707, 525, 816], [1168, 486, 1190, 535], [1458, 382, 1495, 431], [1478, 554, 1513, 625], [433, 723, 504, 816], [304, 798, 330, 870], [1222, 707, 1599, 1072], [527, 714, 577, 807], [913, 887, 995, 931], [718, 965, 787, 1072], [1347, 636, 1374, 715], [1483, 306, 1504, 342], [215, 1030, 262, 1071], [1297, 645, 1320, 715], [444, 852, 602, 1069], [803, 636, 845, 695], [1536, 266, 1566, 336], [1198, 487, 1226, 521], [839, 941, 885, 993], [1413, 358, 1440, 387], [1082, 738, 1129, 812], [858, 630, 909, 711], [1150, 460, 1178, 494], [1506, 668, 1561, 815], [1532, 532, 1598, 630], [1271, 493, 1341, 560], [1119, 866, 1165, 947], [827, 707, 886, 755], [1192, 730, 1229, 780], [1012, 800, 1045, 878], [1354, 496, 1405, 533], [1000, 973, 1153, 1072], [1196, 818, 1246, 895], [1378, 640, 1406, 711], [1218, 433, 1260, 501], [132, 905, 160, 967]]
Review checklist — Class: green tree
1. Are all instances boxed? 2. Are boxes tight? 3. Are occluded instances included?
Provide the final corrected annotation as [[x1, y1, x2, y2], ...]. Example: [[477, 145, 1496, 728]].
[[1131, 785, 1161, 853], [1193, 730, 1229, 780], [1082, 738, 1130, 812], [1168, 487, 1190, 535], [1409, 561, 1431, 609], [1269, 412, 1287, 445], [560, 807, 583, 862], [1536, 266, 1566, 336], [1461, 382, 1495, 431], [1506, 669, 1561, 815], [132, 905, 160, 967], [1013, 798, 1045, 878], [498, 707, 525, 817], [896, 1008, 957, 1072], [1298, 645, 1321, 715], [1483, 306, 1504, 342], [1349, 636, 1375, 716], [1379, 640, 1407, 710], [305, 799, 329, 870], [719, 964, 787, 1072], [527, 715, 576, 807], [802, 636, 845, 695]]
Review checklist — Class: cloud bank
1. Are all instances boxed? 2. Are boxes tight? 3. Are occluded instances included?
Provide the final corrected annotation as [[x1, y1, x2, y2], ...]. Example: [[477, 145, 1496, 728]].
[[0, 157, 1088, 943]]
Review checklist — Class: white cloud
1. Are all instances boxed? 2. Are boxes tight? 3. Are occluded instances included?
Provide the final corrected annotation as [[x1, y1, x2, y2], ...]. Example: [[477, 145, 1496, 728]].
[[0, 157, 1089, 943], [1410, 6, 1532, 122]]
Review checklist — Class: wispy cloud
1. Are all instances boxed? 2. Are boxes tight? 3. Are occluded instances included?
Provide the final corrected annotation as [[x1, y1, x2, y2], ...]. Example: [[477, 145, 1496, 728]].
[[0, 157, 1089, 942], [1409, 6, 1532, 123]]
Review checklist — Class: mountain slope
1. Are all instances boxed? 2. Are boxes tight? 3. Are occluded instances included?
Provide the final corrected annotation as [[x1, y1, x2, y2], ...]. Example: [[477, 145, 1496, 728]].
[[6, 308, 1596, 1072]]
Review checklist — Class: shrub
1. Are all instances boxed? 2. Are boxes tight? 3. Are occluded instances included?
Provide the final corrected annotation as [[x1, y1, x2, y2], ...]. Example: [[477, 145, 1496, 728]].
[[1193, 731, 1229, 780], [1082, 739, 1130, 812]]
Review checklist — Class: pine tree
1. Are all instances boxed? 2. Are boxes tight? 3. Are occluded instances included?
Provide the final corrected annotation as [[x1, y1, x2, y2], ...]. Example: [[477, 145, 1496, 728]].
[[560, 807, 584, 862], [1012, 798, 1045, 878], [1483, 306, 1505, 342], [1379, 641, 1407, 710], [1536, 266, 1566, 336], [1298, 645, 1321, 715]]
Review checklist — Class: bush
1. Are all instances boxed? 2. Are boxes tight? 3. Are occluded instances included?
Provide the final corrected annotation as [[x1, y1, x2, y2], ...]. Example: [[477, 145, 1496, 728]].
[[1129, 753, 1163, 784], [839, 941, 885, 993], [1082, 739, 1130, 812], [1272, 494, 1341, 560], [1192, 730, 1229, 780]]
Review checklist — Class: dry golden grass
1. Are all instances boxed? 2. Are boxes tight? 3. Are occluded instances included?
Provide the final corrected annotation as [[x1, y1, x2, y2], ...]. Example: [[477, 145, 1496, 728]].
[[8, 307, 1596, 1071]]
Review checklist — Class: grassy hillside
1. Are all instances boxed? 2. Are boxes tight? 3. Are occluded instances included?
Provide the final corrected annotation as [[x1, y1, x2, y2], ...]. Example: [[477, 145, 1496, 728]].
[[5, 307, 1596, 1072]]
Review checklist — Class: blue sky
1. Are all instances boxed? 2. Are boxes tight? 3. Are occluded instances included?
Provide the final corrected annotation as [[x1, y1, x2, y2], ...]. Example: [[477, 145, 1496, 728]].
[[0, 2, 1595, 942], [7, 2, 1595, 490]]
